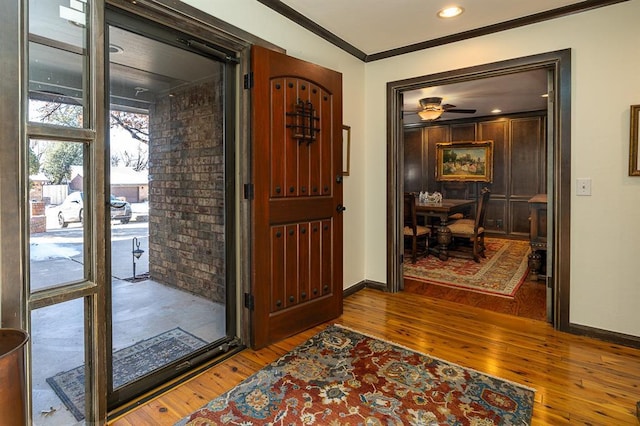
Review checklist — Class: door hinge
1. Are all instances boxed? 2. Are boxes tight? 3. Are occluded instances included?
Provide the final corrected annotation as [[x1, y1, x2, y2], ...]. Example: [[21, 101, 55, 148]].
[[244, 72, 254, 89], [243, 183, 254, 200], [244, 293, 255, 310], [400, 254, 404, 264]]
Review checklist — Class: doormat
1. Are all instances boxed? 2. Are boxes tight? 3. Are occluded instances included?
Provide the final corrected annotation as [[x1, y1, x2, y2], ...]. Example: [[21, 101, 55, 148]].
[[403, 238, 531, 297], [176, 324, 535, 425], [47, 327, 207, 421]]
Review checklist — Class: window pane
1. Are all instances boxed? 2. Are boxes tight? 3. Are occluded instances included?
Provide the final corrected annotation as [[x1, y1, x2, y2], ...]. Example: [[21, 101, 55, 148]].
[[28, 42, 86, 126], [31, 298, 87, 425], [29, 140, 86, 291], [28, 0, 88, 126], [29, 0, 87, 49]]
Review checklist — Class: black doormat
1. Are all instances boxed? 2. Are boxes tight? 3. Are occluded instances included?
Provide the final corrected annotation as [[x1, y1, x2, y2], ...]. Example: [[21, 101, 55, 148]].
[[46, 327, 208, 421]]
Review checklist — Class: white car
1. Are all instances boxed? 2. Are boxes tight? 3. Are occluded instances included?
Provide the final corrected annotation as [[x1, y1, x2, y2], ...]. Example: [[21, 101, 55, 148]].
[[57, 192, 132, 227]]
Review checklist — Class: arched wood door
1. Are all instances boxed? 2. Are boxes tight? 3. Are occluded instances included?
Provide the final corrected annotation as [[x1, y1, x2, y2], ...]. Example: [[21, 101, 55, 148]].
[[250, 45, 343, 348]]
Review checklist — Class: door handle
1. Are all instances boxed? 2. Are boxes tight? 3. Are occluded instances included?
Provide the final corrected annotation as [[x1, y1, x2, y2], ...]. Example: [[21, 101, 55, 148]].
[[336, 204, 346, 213]]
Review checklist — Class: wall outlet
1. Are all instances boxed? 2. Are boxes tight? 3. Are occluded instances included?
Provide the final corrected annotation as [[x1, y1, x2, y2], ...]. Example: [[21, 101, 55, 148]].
[[576, 178, 592, 196]]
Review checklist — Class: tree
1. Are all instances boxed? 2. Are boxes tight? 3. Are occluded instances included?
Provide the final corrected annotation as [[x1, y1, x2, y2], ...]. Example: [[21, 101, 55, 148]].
[[33, 100, 150, 171], [28, 146, 40, 176], [120, 145, 149, 171], [34, 101, 83, 128], [41, 142, 83, 184], [110, 110, 149, 144]]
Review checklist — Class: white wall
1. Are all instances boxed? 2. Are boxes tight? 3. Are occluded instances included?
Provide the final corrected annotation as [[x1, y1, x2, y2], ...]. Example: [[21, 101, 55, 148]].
[[182, 0, 367, 289], [184, 0, 640, 337], [364, 0, 640, 337]]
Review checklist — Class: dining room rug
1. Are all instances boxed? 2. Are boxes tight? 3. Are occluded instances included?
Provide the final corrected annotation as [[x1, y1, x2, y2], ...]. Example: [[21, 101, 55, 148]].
[[176, 324, 535, 426], [403, 237, 531, 297], [47, 327, 207, 421]]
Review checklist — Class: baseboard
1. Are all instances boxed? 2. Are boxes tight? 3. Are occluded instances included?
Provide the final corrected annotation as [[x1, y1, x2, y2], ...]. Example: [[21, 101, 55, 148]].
[[363, 280, 387, 291], [344, 280, 388, 298], [569, 323, 640, 349]]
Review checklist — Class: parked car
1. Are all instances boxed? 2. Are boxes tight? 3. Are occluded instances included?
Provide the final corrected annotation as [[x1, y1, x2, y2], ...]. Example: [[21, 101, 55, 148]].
[[57, 192, 132, 227]]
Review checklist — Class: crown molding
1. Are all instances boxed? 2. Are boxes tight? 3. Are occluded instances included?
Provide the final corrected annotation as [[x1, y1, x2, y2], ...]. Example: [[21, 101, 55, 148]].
[[258, 0, 629, 62]]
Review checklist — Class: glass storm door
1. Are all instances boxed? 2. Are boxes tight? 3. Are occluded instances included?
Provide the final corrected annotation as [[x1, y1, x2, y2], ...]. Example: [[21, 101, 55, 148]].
[[106, 15, 237, 409]]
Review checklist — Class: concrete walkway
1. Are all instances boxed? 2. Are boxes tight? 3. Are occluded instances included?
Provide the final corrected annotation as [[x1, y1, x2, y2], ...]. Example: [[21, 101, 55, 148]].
[[29, 206, 227, 425]]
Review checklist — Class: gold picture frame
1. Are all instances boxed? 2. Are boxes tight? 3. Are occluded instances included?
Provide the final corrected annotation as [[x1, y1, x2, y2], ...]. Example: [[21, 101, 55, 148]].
[[342, 125, 351, 176], [629, 105, 640, 176], [436, 140, 494, 182]]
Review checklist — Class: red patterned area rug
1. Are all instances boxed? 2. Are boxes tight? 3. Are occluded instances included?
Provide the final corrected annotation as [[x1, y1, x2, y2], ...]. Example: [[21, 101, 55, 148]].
[[176, 325, 535, 426], [404, 238, 531, 297]]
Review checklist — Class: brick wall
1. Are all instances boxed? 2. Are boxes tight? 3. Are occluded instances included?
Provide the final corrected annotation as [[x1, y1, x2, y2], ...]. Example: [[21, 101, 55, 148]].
[[30, 200, 46, 234], [148, 77, 226, 303]]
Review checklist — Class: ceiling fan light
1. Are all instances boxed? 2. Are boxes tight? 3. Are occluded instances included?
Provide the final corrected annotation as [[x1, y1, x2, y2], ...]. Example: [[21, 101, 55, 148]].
[[418, 109, 443, 121], [438, 6, 464, 18]]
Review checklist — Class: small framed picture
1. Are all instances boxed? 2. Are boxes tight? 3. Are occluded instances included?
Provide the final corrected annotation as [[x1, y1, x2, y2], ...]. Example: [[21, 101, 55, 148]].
[[629, 105, 640, 176], [342, 125, 351, 176]]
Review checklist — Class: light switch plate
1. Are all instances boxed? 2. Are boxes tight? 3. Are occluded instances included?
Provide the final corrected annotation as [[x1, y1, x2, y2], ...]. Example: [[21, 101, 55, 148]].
[[576, 178, 591, 196]]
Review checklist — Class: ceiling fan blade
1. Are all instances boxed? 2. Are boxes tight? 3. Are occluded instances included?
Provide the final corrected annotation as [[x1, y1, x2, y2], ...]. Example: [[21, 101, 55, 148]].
[[444, 108, 477, 114]]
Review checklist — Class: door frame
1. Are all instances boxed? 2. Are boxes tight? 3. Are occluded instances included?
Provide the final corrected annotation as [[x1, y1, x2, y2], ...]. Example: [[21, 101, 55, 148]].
[[386, 49, 571, 331], [102, 0, 286, 413]]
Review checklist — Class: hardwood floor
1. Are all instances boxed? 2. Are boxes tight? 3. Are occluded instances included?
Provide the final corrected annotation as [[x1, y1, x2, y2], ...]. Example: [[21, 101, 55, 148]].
[[404, 275, 547, 321], [109, 288, 640, 425], [403, 235, 547, 321]]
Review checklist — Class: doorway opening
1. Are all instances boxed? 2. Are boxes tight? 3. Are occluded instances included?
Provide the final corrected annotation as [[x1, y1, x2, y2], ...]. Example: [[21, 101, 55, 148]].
[[27, 5, 240, 423], [386, 50, 572, 331]]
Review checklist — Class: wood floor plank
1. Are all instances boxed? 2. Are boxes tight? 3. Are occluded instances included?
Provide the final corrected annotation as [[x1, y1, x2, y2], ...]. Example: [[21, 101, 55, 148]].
[[108, 289, 640, 425]]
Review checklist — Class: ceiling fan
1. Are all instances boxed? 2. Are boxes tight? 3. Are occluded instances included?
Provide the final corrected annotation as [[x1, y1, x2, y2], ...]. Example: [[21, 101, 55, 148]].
[[404, 97, 477, 121]]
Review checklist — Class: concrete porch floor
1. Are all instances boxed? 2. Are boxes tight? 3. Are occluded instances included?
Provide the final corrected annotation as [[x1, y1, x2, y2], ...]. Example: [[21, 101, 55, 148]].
[[28, 216, 227, 425], [31, 278, 225, 426]]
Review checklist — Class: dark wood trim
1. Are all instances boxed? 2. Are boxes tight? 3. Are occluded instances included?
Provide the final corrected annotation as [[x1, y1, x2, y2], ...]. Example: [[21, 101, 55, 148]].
[[255, 0, 627, 62], [569, 323, 640, 349], [363, 280, 388, 292], [344, 280, 387, 298], [387, 49, 572, 333], [343, 281, 366, 298], [255, 0, 367, 61], [555, 50, 572, 332]]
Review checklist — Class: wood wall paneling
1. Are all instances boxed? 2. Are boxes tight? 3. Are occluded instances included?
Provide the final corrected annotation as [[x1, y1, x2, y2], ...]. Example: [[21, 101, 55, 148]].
[[450, 123, 476, 141], [510, 117, 544, 195], [426, 126, 449, 193], [478, 120, 508, 196], [403, 128, 423, 193], [404, 112, 546, 237], [509, 200, 532, 235], [485, 198, 507, 233]]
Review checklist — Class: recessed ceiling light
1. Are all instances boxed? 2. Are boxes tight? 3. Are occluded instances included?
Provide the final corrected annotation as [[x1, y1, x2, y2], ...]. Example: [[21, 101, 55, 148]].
[[109, 44, 124, 54], [491, 109, 502, 114], [437, 6, 464, 19]]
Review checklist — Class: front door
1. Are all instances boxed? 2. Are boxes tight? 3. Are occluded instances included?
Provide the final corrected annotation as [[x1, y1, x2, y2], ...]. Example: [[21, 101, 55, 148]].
[[250, 45, 344, 348]]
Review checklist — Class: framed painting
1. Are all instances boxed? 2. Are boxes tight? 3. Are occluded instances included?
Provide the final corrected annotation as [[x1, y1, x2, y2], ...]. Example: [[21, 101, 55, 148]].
[[629, 105, 640, 176], [436, 140, 494, 182]]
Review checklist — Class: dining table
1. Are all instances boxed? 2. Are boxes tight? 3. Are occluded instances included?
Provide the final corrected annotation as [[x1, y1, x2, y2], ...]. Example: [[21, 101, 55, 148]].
[[415, 198, 475, 260]]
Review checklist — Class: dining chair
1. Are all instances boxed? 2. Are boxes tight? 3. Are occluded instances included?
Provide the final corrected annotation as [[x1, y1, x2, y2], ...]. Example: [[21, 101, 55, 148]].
[[447, 187, 491, 262], [403, 192, 430, 264]]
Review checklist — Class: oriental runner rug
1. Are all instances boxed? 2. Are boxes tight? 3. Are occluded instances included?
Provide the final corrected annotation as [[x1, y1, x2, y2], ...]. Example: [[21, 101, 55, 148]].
[[47, 327, 207, 421], [176, 325, 535, 426], [403, 238, 531, 297]]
